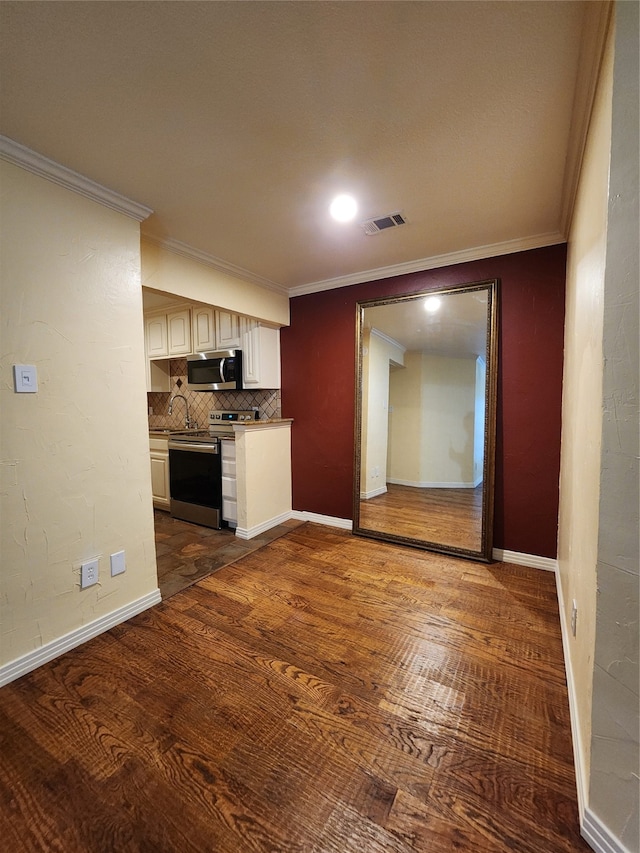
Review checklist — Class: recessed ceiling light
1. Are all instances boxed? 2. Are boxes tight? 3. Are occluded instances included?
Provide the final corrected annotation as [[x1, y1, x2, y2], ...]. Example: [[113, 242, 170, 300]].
[[329, 194, 358, 222], [424, 296, 441, 313]]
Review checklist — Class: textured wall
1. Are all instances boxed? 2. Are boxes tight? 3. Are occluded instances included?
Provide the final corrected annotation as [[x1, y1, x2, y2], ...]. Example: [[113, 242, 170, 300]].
[[590, 2, 639, 849], [281, 244, 566, 557], [558, 8, 613, 792], [141, 240, 290, 328], [0, 162, 159, 667]]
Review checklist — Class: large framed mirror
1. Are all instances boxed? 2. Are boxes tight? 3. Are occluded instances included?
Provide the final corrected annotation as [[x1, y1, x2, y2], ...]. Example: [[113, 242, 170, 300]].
[[353, 279, 499, 562]]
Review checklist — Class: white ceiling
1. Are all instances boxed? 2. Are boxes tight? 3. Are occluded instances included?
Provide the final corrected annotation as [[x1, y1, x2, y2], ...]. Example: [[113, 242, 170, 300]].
[[0, 2, 601, 296], [364, 287, 489, 357]]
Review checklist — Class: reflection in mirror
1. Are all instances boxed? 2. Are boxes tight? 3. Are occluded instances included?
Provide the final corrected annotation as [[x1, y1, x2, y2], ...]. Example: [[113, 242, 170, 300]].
[[353, 280, 499, 561]]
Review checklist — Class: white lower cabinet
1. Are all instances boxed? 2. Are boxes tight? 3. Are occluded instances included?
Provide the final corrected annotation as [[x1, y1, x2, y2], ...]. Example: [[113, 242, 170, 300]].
[[150, 437, 170, 509], [221, 439, 237, 526]]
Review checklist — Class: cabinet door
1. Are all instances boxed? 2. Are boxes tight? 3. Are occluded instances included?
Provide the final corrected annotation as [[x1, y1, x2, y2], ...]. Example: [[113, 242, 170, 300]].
[[242, 328, 259, 385], [242, 325, 281, 389], [146, 315, 168, 358], [216, 310, 242, 349], [150, 451, 170, 509], [167, 309, 192, 355], [192, 306, 216, 352]]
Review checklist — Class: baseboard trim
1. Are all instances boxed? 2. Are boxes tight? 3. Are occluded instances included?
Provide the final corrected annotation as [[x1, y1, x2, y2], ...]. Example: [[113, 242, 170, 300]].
[[291, 510, 353, 531], [387, 477, 479, 489], [492, 548, 558, 572], [360, 485, 387, 500], [554, 567, 629, 853], [554, 562, 588, 828], [0, 589, 162, 687], [235, 510, 296, 540], [582, 807, 633, 853]]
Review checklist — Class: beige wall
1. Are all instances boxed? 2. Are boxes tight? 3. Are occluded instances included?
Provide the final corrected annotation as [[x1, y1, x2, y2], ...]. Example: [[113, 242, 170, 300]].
[[141, 239, 289, 327], [235, 423, 292, 535], [387, 351, 423, 485], [420, 354, 476, 486], [387, 352, 477, 487], [361, 329, 404, 498], [562, 8, 639, 848], [558, 0, 612, 805], [589, 2, 639, 849], [0, 162, 159, 670]]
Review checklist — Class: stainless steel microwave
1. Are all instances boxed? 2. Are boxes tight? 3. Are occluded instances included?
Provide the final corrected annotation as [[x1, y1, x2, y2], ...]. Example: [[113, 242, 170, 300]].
[[187, 350, 243, 391]]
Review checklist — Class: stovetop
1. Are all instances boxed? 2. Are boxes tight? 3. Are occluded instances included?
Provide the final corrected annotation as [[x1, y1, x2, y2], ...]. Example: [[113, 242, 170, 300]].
[[209, 409, 257, 426]]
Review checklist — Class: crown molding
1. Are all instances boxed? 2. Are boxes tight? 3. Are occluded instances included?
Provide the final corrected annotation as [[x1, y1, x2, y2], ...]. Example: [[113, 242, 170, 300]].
[[559, 1, 614, 236], [371, 327, 406, 353], [141, 234, 289, 297], [0, 135, 153, 222], [289, 231, 566, 298]]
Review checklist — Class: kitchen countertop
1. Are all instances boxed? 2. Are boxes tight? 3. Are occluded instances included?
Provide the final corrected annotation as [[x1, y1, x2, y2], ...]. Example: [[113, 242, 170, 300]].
[[233, 418, 293, 427], [149, 428, 202, 437], [149, 419, 293, 438]]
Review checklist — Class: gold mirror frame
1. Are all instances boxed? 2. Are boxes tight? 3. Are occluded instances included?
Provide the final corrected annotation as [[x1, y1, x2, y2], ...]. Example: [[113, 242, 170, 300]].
[[353, 279, 499, 562]]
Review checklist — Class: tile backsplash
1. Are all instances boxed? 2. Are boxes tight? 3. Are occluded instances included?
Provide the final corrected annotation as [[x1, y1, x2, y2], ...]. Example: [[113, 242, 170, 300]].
[[148, 358, 281, 429]]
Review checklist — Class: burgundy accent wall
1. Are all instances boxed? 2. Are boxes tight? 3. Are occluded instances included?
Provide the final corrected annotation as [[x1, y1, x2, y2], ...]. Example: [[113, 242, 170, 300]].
[[281, 244, 567, 558]]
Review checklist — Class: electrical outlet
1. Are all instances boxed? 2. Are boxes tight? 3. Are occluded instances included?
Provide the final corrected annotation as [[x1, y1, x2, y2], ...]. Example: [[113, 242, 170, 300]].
[[571, 599, 578, 637], [110, 550, 126, 576], [81, 558, 99, 589]]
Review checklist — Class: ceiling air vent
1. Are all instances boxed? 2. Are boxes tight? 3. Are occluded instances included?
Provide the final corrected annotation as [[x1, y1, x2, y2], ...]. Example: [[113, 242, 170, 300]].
[[362, 211, 407, 236]]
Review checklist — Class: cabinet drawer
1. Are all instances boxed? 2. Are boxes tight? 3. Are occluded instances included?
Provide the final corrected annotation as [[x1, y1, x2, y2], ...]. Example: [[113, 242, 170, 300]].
[[222, 475, 237, 500], [222, 497, 237, 523], [220, 440, 236, 460], [221, 457, 236, 477]]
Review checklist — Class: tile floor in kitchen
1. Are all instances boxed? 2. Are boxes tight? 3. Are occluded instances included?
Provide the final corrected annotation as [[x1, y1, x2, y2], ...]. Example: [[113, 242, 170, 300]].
[[154, 509, 303, 599]]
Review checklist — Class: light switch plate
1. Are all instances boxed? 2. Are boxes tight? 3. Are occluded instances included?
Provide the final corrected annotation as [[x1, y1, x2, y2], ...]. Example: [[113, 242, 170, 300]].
[[110, 550, 126, 576], [13, 364, 38, 393]]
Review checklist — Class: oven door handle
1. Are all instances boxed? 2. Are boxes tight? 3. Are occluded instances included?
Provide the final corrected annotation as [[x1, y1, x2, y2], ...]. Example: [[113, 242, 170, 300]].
[[218, 357, 227, 383], [168, 441, 219, 454]]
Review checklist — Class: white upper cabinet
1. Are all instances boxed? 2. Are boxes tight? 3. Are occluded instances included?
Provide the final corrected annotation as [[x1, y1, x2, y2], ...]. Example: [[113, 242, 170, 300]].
[[145, 314, 168, 358], [242, 325, 281, 389], [167, 309, 192, 355], [144, 301, 280, 387], [215, 310, 242, 349], [192, 305, 216, 352]]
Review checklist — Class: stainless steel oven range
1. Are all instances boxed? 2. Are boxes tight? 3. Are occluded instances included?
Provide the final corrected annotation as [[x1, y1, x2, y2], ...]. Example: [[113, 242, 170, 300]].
[[168, 410, 256, 528]]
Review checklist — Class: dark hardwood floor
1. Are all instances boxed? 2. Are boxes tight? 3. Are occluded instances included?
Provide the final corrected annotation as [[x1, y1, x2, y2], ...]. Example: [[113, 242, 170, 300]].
[[359, 483, 483, 550], [0, 524, 589, 852]]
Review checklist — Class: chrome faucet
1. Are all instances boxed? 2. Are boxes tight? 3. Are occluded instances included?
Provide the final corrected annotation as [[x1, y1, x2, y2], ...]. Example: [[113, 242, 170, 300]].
[[168, 394, 196, 429]]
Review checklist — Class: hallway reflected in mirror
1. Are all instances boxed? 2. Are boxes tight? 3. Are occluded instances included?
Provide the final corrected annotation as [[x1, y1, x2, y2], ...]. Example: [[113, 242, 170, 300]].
[[353, 280, 499, 561]]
